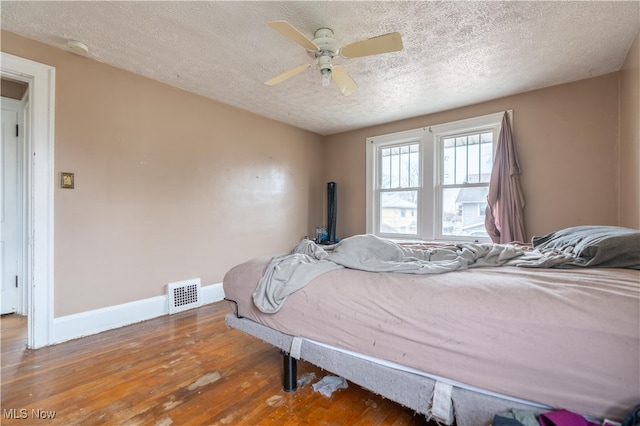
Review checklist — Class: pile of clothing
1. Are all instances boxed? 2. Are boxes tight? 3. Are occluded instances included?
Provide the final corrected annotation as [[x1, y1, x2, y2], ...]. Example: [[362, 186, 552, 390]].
[[491, 406, 640, 426]]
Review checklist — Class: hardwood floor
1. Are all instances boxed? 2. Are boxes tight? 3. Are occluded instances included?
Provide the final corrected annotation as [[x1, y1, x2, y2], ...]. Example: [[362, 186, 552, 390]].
[[1, 302, 433, 425]]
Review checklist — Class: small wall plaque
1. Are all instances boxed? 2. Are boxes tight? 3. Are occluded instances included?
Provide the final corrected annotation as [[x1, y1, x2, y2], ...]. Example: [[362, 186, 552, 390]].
[[61, 172, 74, 189]]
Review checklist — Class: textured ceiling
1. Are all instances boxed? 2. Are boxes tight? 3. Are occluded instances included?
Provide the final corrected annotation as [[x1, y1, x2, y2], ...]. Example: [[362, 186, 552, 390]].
[[1, 1, 639, 135]]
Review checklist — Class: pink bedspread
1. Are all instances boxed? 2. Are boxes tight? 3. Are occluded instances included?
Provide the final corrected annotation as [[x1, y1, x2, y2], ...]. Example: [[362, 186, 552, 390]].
[[223, 257, 640, 421]]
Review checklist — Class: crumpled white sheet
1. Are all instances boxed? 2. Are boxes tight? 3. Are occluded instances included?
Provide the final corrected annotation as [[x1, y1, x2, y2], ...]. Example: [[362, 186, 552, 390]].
[[252, 234, 527, 313]]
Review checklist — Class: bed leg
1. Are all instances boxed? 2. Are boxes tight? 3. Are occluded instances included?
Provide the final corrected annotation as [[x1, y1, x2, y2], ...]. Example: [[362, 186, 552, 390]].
[[282, 351, 297, 392]]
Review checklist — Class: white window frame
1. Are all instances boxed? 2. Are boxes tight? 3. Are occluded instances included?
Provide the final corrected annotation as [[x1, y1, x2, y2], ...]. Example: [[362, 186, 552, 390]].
[[366, 127, 429, 239], [366, 111, 511, 242]]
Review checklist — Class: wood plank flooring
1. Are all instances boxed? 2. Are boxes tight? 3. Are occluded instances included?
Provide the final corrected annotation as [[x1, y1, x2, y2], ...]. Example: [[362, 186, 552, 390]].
[[1, 302, 434, 425]]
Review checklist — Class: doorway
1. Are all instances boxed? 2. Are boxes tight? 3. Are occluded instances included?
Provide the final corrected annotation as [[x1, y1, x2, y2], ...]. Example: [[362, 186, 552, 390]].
[[1, 52, 55, 349], [1, 93, 26, 315]]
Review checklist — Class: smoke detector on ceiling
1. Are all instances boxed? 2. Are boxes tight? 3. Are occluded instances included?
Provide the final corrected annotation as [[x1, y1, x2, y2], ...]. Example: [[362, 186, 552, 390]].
[[66, 39, 89, 56]]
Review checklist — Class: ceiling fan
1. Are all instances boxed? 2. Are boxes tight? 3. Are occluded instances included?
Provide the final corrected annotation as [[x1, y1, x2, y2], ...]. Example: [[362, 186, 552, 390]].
[[265, 21, 403, 96]]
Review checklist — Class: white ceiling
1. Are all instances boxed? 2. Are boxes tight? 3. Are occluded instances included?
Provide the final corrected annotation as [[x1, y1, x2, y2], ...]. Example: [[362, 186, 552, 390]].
[[1, 1, 638, 136]]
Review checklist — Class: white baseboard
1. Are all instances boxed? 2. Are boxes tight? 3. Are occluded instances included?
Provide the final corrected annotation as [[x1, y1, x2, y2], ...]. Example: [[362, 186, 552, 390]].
[[53, 282, 225, 345]]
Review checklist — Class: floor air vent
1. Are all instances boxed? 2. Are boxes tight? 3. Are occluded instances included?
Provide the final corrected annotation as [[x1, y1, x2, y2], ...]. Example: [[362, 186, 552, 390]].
[[168, 279, 202, 314]]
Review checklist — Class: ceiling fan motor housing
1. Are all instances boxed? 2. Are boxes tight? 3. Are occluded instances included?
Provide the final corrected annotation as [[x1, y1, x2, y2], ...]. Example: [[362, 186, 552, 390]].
[[313, 28, 339, 57]]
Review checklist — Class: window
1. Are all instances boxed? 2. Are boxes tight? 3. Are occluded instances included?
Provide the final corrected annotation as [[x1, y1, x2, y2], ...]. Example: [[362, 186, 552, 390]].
[[366, 111, 508, 241], [439, 130, 494, 239], [379, 143, 420, 236]]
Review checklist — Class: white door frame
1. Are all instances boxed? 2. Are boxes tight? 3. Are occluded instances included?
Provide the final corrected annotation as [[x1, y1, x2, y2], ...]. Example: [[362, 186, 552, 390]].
[[1, 52, 55, 349]]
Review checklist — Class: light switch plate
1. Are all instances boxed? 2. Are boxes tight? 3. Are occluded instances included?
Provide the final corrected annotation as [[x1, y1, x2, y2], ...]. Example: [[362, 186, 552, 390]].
[[61, 172, 74, 189]]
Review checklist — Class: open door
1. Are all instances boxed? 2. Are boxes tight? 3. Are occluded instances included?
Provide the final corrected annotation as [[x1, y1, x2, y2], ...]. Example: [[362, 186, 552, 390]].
[[1, 97, 23, 314]]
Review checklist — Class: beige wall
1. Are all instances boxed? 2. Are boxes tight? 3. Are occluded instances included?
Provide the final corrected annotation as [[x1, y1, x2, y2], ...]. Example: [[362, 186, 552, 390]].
[[324, 74, 623, 241], [619, 31, 640, 229], [1, 31, 325, 317], [2, 28, 637, 317]]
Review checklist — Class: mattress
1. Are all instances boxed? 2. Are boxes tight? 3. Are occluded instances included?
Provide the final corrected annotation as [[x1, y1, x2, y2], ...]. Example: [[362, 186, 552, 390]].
[[223, 256, 640, 421]]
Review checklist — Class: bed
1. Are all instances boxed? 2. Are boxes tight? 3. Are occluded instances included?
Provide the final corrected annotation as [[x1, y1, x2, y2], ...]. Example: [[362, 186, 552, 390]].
[[222, 226, 640, 425]]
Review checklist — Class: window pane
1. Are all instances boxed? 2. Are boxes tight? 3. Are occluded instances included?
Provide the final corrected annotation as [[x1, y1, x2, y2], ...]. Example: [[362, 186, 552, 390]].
[[380, 143, 419, 189], [443, 132, 494, 185], [467, 136, 480, 183], [381, 150, 391, 189], [390, 147, 399, 187], [455, 137, 468, 184], [380, 191, 418, 235], [409, 145, 419, 187], [441, 186, 489, 238], [443, 138, 456, 185], [479, 132, 493, 182]]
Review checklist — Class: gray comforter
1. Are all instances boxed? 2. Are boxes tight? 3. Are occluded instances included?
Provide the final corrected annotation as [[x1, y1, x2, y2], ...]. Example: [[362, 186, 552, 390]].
[[253, 227, 639, 313]]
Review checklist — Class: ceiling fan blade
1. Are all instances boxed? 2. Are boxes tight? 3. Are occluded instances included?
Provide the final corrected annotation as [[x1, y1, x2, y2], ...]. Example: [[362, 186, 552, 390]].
[[265, 63, 311, 86], [340, 32, 403, 58], [332, 65, 358, 96], [268, 21, 319, 52]]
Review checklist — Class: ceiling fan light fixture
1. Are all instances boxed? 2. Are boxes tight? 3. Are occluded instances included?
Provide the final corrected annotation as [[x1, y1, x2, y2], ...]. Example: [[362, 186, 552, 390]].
[[318, 55, 332, 88], [321, 69, 332, 88]]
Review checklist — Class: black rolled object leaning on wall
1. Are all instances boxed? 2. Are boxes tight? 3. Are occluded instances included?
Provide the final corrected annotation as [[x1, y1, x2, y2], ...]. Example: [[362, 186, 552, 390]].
[[327, 182, 337, 244]]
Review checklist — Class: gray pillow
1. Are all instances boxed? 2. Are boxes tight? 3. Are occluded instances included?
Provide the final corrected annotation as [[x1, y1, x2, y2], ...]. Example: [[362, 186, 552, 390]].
[[532, 225, 640, 269]]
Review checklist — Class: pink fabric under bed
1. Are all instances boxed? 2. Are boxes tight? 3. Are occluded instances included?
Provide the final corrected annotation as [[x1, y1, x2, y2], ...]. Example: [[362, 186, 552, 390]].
[[223, 257, 639, 421]]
